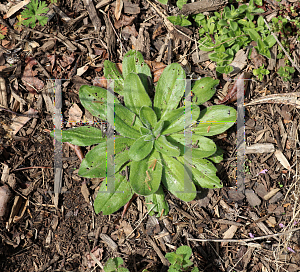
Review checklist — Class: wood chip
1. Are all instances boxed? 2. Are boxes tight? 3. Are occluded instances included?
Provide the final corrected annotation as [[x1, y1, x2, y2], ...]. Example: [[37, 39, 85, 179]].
[[263, 188, 281, 201], [274, 149, 291, 171], [100, 233, 118, 251], [82, 0, 102, 31], [245, 143, 275, 154], [222, 225, 238, 246]]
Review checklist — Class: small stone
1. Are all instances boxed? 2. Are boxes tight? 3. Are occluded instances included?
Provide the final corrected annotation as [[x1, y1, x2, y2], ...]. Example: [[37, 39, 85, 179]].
[[245, 189, 261, 207], [269, 192, 283, 204]]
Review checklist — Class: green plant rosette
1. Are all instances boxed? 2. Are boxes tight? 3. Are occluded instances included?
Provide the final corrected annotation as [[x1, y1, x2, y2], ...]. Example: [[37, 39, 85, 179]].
[[50, 50, 236, 216]]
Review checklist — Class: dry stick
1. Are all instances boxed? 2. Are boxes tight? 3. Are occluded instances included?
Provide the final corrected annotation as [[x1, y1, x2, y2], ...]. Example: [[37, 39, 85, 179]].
[[187, 226, 300, 243], [98, 9, 127, 53], [263, 18, 300, 74]]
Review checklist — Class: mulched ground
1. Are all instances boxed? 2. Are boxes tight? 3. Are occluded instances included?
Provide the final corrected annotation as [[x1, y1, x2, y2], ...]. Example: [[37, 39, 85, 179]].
[[1, 0, 300, 271]]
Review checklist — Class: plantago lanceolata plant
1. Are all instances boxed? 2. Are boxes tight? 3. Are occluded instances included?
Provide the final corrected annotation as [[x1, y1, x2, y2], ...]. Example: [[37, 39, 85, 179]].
[[51, 50, 236, 216]]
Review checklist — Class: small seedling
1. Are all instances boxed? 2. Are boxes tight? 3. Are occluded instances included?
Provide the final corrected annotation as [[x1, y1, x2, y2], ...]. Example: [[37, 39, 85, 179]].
[[104, 257, 129, 272], [253, 64, 270, 81], [21, 0, 49, 28], [277, 66, 295, 82], [165, 245, 199, 272]]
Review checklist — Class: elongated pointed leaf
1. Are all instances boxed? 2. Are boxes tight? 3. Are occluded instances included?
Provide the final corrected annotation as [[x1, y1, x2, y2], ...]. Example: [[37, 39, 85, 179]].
[[162, 105, 200, 135], [115, 150, 130, 173], [192, 77, 219, 105], [103, 60, 124, 94], [154, 63, 186, 120], [128, 136, 154, 161], [140, 106, 157, 129], [193, 105, 236, 136], [145, 185, 169, 216], [167, 134, 216, 158], [154, 135, 180, 157], [113, 103, 143, 139], [161, 154, 196, 202], [123, 73, 152, 116], [50, 126, 105, 146], [153, 120, 164, 137], [130, 151, 162, 195], [177, 156, 222, 189], [94, 172, 133, 215], [114, 136, 135, 154], [140, 126, 151, 135], [79, 85, 120, 120], [78, 142, 107, 178], [122, 50, 151, 91]]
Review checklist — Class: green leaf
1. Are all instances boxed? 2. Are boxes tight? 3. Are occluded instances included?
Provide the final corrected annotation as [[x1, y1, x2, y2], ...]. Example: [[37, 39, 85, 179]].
[[78, 142, 107, 178], [216, 65, 234, 74], [139, 106, 157, 129], [154, 135, 180, 157], [229, 21, 238, 31], [94, 171, 133, 215], [176, 0, 187, 9], [254, 0, 263, 5], [113, 103, 143, 139], [79, 85, 120, 121], [192, 105, 236, 136], [21, 0, 49, 28], [161, 105, 200, 135], [50, 126, 105, 146], [209, 52, 228, 62], [123, 73, 152, 116], [177, 156, 222, 189], [168, 15, 191, 27], [192, 77, 219, 105], [115, 136, 135, 154], [167, 134, 217, 158], [207, 146, 224, 163], [162, 154, 196, 202], [153, 120, 164, 137], [176, 246, 192, 260], [128, 136, 154, 161], [145, 185, 169, 216], [115, 150, 130, 173], [246, 29, 261, 42], [140, 126, 151, 135], [103, 60, 124, 94], [263, 35, 276, 48], [122, 50, 151, 90], [130, 151, 162, 196], [154, 63, 186, 120], [165, 252, 182, 265], [157, 0, 168, 4], [257, 16, 264, 27]]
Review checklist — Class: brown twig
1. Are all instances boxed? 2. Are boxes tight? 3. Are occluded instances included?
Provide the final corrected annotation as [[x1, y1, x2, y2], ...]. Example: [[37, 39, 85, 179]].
[[12, 166, 52, 172], [187, 226, 300, 243]]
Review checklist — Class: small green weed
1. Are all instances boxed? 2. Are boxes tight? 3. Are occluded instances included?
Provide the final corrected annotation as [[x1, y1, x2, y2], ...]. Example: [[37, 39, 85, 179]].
[[103, 245, 199, 272], [21, 0, 49, 28], [253, 64, 270, 81], [277, 66, 295, 82]]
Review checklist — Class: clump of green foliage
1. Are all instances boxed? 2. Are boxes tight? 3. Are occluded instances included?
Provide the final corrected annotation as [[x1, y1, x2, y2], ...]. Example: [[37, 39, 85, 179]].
[[51, 50, 236, 216], [103, 245, 199, 272], [253, 64, 270, 81], [194, 0, 276, 74], [21, 0, 49, 28]]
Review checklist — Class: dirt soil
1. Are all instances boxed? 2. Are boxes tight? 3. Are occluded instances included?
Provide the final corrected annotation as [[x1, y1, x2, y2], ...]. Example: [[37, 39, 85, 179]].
[[0, 0, 300, 271]]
